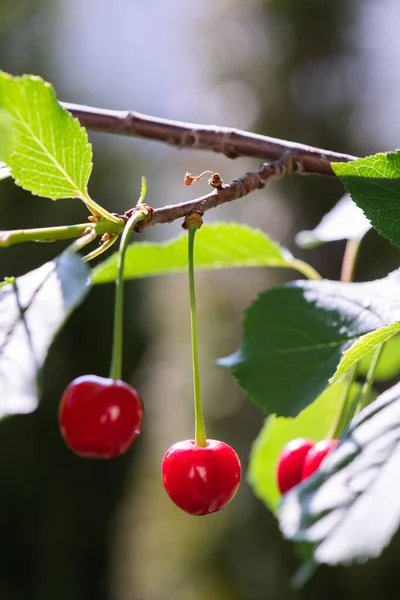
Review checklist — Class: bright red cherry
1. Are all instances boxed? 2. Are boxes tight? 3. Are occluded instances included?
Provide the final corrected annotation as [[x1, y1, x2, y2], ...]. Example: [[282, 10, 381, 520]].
[[161, 439, 241, 515], [302, 439, 339, 480], [276, 438, 314, 494], [59, 375, 143, 458]]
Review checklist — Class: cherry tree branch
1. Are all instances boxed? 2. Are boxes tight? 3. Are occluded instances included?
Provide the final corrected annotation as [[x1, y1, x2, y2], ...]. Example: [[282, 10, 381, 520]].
[[0, 156, 305, 245], [63, 102, 358, 176], [147, 155, 300, 227], [0, 106, 359, 250]]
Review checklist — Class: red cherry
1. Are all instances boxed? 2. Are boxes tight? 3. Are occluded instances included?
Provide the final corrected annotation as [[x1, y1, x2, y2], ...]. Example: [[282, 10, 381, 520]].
[[161, 439, 241, 515], [59, 375, 143, 458], [276, 438, 314, 494], [302, 439, 339, 480]]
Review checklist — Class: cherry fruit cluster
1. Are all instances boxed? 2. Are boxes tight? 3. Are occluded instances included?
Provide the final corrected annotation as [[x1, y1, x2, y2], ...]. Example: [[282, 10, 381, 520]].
[[277, 437, 339, 494], [57, 212, 241, 518], [59, 384, 241, 516]]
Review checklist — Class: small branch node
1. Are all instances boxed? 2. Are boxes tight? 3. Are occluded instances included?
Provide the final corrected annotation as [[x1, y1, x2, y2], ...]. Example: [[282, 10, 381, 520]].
[[100, 232, 113, 244], [81, 226, 95, 238], [208, 172, 223, 189], [182, 212, 204, 231]]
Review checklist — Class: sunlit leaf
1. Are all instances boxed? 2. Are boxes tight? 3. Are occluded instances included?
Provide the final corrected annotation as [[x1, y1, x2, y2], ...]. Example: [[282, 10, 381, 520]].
[[358, 334, 400, 381], [296, 194, 371, 248], [93, 223, 314, 284], [0, 252, 90, 416], [279, 381, 400, 565], [331, 322, 400, 383], [0, 72, 92, 200]]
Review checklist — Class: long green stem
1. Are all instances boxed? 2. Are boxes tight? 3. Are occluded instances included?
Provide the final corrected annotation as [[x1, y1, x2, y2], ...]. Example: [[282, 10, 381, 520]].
[[340, 239, 362, 283], [290, 259, 322, 281], [188, 223, 207, 447], [109, 210, 146, 381], [328, 233, 366, 438], [356, 345, 383, 414], [0, 220, 123, 247], [329, 366, 357, 439]]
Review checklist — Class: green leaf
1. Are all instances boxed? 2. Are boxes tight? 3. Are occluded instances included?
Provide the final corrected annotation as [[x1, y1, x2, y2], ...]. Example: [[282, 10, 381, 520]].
[[0, 72, 92, 200], [331, 322, 400, 383], [248, 381, 362, 513], [93, 223, 316, 284], [0, 108, 12, 159], [296, 194, 371, 248], [0, 251, 90, 417], [358, 334, 400, 381], [219, 270, 400, 417], [279, 381, 400, 565], [332, 152, 400, 247]]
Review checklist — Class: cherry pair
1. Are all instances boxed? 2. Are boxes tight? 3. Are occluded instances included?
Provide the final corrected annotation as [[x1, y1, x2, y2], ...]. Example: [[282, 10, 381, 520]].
[[277, 437, 339, 494], [59, 213, 241, 517], [59, 375, 241, 515]]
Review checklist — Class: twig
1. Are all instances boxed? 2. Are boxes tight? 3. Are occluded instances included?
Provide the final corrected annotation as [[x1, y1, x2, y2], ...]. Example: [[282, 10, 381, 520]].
[[148, 155, 299, 227], [0, 157, 302, 244], [0, 220, 122, 247], [63, 102, 358, 176]]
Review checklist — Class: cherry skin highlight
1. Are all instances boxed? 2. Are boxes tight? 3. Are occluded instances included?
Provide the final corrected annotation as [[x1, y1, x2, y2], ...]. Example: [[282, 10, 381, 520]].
[[161, 439, 242, 515], [59, 374, 143, 458], [302, 438, 339, 480], [276, 438, 314, 494]]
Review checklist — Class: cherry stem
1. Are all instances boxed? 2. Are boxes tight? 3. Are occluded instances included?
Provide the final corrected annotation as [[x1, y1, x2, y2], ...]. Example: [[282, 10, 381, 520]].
[[328, 234, 370, 438], [356, 344, 383, 414], [109, 208, 146, 381], [340, 239, 362, 283], [188, 223, 207, 447], [329, 366, 357, 439]]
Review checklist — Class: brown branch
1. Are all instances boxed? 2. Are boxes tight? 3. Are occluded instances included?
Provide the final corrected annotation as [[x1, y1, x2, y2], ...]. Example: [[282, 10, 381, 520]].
[[0, 157, 318, 246], [139, 155, 300, 229], [62, 102, 358, 177]]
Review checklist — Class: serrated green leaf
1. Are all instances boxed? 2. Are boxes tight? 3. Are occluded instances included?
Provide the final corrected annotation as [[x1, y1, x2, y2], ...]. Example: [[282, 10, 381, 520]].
[[279, 381, 400, 565], [331, 322, 400, 383], [93, 223, 314, 284], [332, 152, 400, 247], [0, 251, 90, 416], [0, 72, 92, 200], [248, 381, 362, 513], [219, 270, 400, 417], [296, 194, 371, 248], [358, 334, 400, 381]]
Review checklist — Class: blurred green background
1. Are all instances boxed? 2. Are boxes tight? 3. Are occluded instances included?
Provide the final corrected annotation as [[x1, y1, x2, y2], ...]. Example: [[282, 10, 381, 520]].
[[1, 1, 400, 599]]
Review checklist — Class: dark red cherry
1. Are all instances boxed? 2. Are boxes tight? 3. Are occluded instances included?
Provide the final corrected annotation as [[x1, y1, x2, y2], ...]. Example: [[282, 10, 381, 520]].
[[59, 374, 143, 458], [302, 439, 339, 480], [161, 439, 241, 515], [276, 438, 314, 494]]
